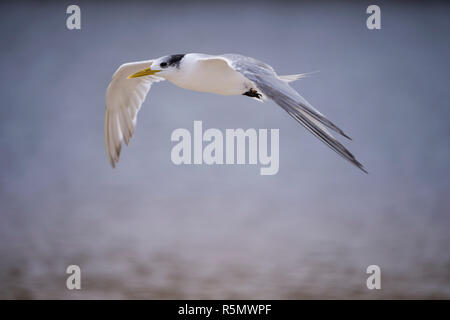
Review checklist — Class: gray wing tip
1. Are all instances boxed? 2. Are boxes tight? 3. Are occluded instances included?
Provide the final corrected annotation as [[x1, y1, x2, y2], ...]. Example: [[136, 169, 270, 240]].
[[341, 146, 368, 174], [353, 160, 368, 174], [341, 131, 352, 141]]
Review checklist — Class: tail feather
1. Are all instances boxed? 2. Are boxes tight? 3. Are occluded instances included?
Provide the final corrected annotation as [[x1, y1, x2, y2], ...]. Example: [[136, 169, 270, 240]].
[[279, 71, 319, 83]]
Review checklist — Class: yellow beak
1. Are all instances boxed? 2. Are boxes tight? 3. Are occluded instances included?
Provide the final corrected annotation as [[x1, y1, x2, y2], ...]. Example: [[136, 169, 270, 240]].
[[127, 67, 161, 79]]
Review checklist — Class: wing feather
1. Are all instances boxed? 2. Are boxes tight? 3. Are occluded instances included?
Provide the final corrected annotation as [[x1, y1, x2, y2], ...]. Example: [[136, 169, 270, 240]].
[[105, 60, 164, 167], [214, 54, 367, 173]]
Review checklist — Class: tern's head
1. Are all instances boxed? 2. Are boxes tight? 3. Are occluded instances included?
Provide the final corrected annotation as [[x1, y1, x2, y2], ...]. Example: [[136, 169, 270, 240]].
[[127, 54, 185, 80]]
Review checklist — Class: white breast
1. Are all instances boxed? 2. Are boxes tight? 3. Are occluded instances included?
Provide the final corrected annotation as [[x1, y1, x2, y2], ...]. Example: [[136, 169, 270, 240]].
[[166, 54, 252, 96]]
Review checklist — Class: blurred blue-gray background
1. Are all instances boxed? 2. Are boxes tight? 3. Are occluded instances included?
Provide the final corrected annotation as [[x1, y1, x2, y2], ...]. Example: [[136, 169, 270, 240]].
[[0, 1, 449, 299]]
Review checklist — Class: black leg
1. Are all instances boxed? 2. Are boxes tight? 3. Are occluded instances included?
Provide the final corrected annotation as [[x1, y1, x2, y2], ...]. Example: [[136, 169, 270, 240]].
[[243, 88, 262, 99]]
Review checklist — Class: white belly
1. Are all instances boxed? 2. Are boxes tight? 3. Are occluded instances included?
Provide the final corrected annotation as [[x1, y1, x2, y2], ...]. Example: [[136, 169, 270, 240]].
[[166, 58, 252, 96]]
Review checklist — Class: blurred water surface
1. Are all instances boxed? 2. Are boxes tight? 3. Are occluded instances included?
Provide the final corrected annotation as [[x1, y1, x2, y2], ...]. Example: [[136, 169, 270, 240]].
[[0, 1, 449, 298]]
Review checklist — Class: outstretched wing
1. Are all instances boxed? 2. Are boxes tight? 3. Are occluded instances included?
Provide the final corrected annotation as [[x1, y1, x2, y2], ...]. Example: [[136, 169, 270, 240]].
[[210, 54, 367, 173], [105, 60, 164, 168]]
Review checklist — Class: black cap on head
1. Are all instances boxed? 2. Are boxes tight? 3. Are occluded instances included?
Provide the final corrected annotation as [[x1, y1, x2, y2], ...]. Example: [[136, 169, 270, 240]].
[[166, 54, 185, 68]]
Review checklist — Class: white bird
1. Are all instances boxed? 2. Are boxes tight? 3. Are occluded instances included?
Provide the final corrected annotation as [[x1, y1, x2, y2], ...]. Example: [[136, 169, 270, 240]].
[[105, 53, 367, 173]]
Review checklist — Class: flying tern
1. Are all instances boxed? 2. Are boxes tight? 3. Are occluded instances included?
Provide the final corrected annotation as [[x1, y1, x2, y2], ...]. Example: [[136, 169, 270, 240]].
[[105, 53, 367, 173]]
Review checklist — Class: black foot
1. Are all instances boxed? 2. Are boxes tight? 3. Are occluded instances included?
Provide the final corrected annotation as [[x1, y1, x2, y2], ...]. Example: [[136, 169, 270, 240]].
[[243, 88, 262, 99]]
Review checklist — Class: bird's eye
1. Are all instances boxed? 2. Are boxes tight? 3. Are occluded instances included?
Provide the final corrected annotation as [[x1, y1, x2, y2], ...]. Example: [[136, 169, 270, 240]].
[[160, 62, 167, 68]]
